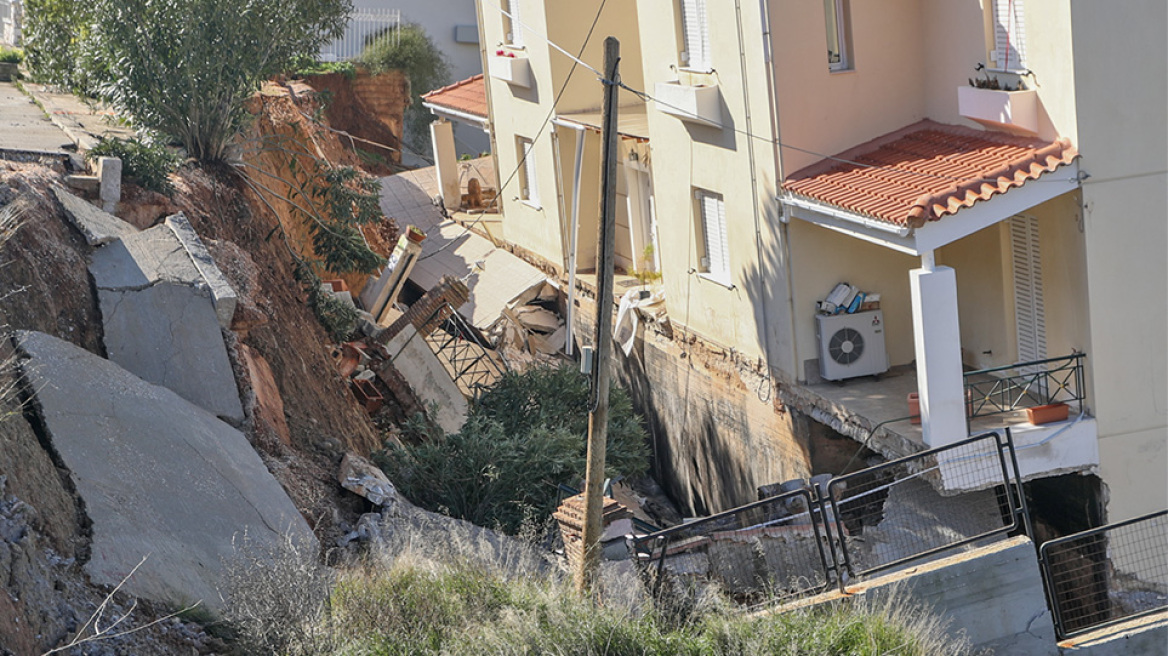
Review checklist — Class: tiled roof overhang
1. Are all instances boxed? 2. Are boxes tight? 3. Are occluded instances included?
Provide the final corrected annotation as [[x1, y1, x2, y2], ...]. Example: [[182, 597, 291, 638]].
[[780, 120, 1081, 255], [421, 74, 488, 127]]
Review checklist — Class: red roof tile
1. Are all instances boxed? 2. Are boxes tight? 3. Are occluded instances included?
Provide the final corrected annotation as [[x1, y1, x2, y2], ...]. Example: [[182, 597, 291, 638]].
[[783, 120, 1078, 228], [421, 74, 487, 119]]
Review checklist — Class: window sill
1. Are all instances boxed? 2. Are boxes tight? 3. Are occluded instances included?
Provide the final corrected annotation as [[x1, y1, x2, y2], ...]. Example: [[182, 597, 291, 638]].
[[828, 67, 856, 75], [519, 199, 543, 211], [698, 272, 734, 289], [678, 66, 714, 75], [500, 44, 526, 52]]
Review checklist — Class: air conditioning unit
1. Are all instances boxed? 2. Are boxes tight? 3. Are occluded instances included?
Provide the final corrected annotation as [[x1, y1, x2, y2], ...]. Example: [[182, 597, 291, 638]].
[[816, 310, 889, 381]]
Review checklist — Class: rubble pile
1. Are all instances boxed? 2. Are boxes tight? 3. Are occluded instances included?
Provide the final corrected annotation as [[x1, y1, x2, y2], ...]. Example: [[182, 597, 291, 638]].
[[488, 281, 569, 371]]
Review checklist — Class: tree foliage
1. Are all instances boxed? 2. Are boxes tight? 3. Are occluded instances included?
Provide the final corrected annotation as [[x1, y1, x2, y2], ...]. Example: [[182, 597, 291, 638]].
[[357, 23, 451, 156], [376, 365, 650, 534], [24, 0, 352, 161]]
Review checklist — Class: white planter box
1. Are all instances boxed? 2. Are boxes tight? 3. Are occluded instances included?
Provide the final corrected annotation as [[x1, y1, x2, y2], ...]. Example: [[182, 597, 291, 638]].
[[488, 55, 532, 89], [654, 81, 722, 128], [957, 86, 1038, 136]]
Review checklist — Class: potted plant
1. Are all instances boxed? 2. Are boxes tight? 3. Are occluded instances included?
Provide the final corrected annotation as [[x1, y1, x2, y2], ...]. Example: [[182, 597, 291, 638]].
[[488, 48, 532, 89], [0, 47, 22, 82], [957, 64, 1038, 135]]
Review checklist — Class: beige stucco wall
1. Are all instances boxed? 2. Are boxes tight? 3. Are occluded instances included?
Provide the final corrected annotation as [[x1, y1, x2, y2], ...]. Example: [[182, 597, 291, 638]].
[[773, 0, 1079, 177], [1071, 0, 1168, 521]]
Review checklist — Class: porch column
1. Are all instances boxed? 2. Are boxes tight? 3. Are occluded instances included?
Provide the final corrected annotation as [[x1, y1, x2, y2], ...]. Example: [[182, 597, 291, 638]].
[[910, 256, 967, 446], [430, 119, 461, 212]]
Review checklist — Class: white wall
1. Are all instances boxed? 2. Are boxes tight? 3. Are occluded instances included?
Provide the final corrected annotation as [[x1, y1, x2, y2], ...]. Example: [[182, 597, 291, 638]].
[[1071, 0, 1168, 521]]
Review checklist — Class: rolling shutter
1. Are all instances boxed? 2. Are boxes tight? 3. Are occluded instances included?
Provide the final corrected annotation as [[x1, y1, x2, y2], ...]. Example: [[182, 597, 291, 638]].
[[680, 0, 710, 70], [992, 0, 1026, 71], [699, 191, 729, 283], [506, 0, 523, 47], [1011, 214, 1046, 366], [520, 138, 538, 205]]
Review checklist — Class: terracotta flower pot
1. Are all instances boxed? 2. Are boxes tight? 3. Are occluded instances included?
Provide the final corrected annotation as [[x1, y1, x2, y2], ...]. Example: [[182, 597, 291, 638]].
[[1027, 403, 1069, 425]]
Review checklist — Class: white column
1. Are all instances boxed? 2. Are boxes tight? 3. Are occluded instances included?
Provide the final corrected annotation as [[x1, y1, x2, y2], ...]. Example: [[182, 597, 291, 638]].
[[910, 263, 967, 446], [430, 119, 461, 212]]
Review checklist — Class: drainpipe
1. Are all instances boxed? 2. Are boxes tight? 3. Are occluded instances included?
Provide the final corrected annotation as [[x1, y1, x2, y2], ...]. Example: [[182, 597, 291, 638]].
[[735, 0, 776, 387], [553, 121, 587, 357], [759, 0, 801, 380]]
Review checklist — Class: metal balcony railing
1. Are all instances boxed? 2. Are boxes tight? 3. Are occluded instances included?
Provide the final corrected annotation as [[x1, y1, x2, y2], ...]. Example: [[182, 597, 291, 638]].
[[421, 302, 507, 400], [964, 353, 1086, 418]]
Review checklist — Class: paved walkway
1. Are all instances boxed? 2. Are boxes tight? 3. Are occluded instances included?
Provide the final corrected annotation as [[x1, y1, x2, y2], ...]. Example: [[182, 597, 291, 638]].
[[0, 81, 136, 157], [0, 81, 73, 155]]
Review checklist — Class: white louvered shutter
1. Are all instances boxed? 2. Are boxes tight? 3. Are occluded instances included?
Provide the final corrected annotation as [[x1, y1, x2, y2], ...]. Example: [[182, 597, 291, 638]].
[[680, 0, 710, 71], [700, 191, 729, 283], [506, 0, 523, 47], [992, 0, 1026, 71], [521, 138, 538, 205], [1010, 215, 1046, 368]]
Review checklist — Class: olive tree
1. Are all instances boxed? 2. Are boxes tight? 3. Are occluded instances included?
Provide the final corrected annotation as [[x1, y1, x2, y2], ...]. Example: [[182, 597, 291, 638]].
[[27, 0, 352, 161]]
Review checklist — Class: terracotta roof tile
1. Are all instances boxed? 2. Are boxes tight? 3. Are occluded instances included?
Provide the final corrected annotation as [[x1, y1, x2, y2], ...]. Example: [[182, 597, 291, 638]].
[[421, 74, 487, 119], [783, 120, 1078, 228]]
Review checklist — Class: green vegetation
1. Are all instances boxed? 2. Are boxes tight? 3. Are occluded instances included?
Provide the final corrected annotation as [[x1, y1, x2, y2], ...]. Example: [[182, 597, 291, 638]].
[[289, 55, 357, 80], [86, 136, 182, 195], [357, 23, 451, 155], [222, 516, 973, 656], [0, 46, 22, 64], [376, 364, 650, 534], [23, 0, 352, 161]]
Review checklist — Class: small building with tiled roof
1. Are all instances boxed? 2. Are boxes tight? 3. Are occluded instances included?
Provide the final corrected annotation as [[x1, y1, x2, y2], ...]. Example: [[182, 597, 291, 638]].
[[422, 74, 489, 131]]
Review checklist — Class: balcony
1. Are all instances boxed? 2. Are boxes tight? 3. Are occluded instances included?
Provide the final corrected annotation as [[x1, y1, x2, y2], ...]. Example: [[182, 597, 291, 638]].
[[783, 353, 1097, 483], [488, 53, 532, 89], [653, 81, 722, 128], [957, 85, 1039, 136]]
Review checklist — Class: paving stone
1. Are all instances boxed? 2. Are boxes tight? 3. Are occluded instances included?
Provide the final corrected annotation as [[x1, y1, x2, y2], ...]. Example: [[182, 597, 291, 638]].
[[16, 331, 315, 612]]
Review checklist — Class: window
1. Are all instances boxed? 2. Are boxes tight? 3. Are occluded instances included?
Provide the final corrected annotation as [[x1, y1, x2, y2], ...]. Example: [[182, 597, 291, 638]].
[[679, 0, 711, 71], [696, 190, 729, 284], [991, 0, 1026, 71], [503, 0, 523, 47], [517, 137, 539, 207], [824, 0, 852, 71]]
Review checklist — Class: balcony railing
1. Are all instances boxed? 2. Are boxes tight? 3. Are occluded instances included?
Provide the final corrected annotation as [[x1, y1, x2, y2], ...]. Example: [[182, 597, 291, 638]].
[[964, 353, 1085, 419]]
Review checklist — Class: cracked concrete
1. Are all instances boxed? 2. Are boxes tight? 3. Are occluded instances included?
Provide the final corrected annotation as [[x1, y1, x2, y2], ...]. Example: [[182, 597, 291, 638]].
[[89, 216, 243, 422], [16, 331, 315, 612], [53, 186, 138, 246]]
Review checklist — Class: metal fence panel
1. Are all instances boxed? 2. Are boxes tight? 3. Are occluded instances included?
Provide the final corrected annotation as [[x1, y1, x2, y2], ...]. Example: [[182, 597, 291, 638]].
[[1040, 510, 1168, 639], [632, 488, 834, 603], [319, 8, 401, 62], [826, 431, 1024, 580]]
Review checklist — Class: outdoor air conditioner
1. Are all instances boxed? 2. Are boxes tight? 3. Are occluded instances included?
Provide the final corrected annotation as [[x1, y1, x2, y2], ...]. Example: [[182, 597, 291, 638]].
[[816, 310, 889, 381]]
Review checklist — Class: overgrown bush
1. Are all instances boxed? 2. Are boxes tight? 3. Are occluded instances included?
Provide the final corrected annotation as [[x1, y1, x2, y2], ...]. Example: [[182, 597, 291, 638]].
[[376, 364, 650, 534], [86, 136, 182, 195], [222, 515, 973, 656], [294, 263, 360, 343], [357, 23, 451, 156], [26, 0, 352, 161], [0, 46, 22, 64]]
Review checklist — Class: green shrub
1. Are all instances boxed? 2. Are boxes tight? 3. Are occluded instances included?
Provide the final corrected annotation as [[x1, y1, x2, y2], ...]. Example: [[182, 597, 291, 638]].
[[0, 47, 22, 64], [289, 55, 356, 79], [86, 136, 182, 195], [357, 23, 451, 155], [376, 364, 650, 534]]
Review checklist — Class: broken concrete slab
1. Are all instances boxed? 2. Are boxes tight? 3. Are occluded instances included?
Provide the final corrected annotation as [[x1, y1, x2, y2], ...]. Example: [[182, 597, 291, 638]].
[[90, 218, 244, 422], [53, 185, 138, 246], [98, 283, 244, 423], [16, 331, 315, 612], [165, 213, 237, 329], [338, 453, 397, 507], [380, 323, 468, 434]]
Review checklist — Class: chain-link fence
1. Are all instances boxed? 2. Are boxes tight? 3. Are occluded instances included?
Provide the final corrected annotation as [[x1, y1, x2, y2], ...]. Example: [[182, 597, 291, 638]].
[[1040, 510, 1167, 639]]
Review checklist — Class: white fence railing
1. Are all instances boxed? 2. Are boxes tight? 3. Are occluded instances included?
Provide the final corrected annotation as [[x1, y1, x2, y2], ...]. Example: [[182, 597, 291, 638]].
[[0, 0, 22, 46], [319, 7, 400, 62]]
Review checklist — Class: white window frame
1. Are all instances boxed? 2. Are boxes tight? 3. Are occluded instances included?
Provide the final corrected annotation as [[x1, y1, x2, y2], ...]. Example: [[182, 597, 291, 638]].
[[503, 0, 523, 48], [824, 0, 852, 72], [517, 137, 540, 208], [679, 0, 711, 72], [991, 0, 1027, 72], [695, 189, 730, 286]]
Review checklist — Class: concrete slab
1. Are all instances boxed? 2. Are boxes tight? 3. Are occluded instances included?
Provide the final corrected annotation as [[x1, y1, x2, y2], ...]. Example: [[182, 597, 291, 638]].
[[98, 283, 244, 422], [53, 185, 138, 246], [382, 323, 468, 433], [89, 218, 244, 421], [0, 82, 73, 155], [379, 166, 545, 330], [1060, 611, 1168, 655], [16, 331, 315, 611]]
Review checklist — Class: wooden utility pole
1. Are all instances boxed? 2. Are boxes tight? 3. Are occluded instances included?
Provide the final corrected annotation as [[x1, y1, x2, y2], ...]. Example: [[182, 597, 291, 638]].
[[576, 36, 620, 595]]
